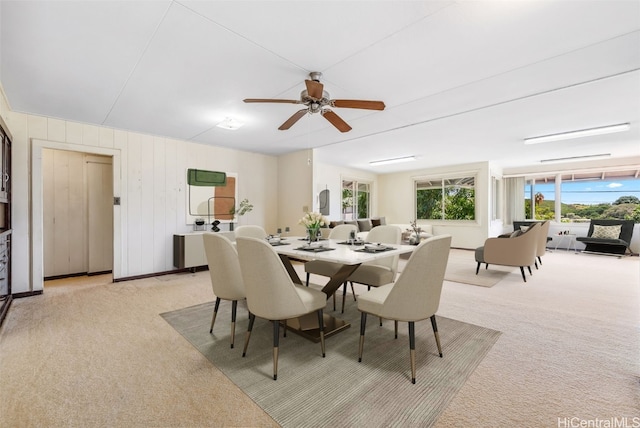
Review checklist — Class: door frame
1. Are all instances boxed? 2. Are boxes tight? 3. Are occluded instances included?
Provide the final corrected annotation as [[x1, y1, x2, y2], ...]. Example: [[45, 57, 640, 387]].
[[31, 139, 121, 292]]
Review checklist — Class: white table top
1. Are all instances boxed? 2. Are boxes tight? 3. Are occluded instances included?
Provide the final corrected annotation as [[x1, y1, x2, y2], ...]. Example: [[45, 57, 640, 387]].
[[273, 237, 416, 265]]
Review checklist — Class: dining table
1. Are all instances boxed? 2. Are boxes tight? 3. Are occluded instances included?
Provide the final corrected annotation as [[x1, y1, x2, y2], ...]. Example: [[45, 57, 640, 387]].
[[271, 236, 417, 342]]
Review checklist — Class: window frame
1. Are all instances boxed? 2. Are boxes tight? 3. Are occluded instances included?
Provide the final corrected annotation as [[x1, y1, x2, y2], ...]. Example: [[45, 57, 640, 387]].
[[414, 172, 478, 222]]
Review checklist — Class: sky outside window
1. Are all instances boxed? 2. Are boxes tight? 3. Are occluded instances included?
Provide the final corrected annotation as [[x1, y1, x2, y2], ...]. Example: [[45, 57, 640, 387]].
[[528, 178, 640, 205]]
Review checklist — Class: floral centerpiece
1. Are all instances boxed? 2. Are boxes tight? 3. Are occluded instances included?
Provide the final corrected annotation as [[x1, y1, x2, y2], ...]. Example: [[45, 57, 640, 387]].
[[409, 219, 422, 245], [299, 211, 328, 242]]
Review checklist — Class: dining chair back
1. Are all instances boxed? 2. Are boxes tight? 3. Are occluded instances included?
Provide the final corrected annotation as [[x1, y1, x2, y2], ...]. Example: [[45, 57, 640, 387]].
[[202, 233, 245, 348], [357, 234, 452, 384], [234, 225, 267, 239], [235, 236, 328, 380]]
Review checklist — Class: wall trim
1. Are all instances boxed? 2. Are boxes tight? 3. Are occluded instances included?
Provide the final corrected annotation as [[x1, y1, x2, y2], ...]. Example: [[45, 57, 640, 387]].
[[31, 139, 122, 292]]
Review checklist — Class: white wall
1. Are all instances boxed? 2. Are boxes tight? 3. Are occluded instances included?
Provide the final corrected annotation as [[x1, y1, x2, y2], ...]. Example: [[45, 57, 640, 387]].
[[378, 161, 491, 249], [277, 149, 313, 237], [1, 93, 278, 293]]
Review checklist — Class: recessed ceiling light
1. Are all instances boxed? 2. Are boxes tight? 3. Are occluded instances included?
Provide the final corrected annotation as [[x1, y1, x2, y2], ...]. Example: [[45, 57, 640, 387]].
[[524, 123, 630, 145], [216, 117, 244, 130], [369, 156, 416, 166], [540, 153, 611, 163]]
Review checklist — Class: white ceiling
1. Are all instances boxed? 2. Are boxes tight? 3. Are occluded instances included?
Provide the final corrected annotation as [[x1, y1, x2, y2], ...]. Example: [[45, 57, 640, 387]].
[[1, 0, 639, 173]]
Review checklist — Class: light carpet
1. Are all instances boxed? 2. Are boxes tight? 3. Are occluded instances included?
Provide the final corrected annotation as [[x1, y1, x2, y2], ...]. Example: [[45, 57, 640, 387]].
[[162, 296, 501, 428], [442, 249, 515, 287]]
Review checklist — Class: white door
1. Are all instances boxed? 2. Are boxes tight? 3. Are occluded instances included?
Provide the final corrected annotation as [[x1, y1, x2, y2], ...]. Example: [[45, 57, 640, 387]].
[[87, 159, 113, 274]]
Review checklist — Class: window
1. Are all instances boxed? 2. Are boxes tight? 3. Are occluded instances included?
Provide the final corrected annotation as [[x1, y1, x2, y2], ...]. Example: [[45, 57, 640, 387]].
[[342, 179, 370, 220], [522, 168, 640, 222], [525, 179, 555, 220], [416, 175, 476, 220]]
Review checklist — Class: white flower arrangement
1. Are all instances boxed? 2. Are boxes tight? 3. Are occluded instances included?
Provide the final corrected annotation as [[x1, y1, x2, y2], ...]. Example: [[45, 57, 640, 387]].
[[298, 211, 328, 230]]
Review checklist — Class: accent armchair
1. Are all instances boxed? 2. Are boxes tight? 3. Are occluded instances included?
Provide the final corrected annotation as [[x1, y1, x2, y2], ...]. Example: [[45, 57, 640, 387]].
[[475, 222, 540, 282]]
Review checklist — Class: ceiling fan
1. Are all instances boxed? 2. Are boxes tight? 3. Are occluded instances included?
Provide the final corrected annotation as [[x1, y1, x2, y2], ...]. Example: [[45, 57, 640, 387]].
[[243, 72, 385, 132]]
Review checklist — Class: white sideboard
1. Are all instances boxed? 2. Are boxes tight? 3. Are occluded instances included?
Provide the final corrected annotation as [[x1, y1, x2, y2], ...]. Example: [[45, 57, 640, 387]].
[[173, 231, 235, 269]]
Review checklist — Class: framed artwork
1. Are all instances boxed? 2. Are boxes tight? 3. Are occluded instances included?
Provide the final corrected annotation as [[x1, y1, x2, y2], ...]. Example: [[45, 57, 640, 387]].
[[186, 169, 238, 225]]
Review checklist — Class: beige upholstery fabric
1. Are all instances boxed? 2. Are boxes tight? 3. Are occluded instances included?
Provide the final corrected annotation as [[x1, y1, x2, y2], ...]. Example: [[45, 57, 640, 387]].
[[236, 237, 326, 320], [234, 225, 267, 239], [203, 233, 245, 301], [357, 235, 452, 383], [536, 221, 550, 259], [349, 225, 402, 287], [475, 223, 540, 282], [358, 235, 451, 321], [202, 233, 245, 347], [305, 225, 359, 278]]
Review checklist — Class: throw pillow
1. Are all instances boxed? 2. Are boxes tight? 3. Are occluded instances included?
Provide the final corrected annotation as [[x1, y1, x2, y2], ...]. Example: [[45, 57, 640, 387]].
[[357, 219, 372, 232], [329, 220, 344, 229], [520, 226, 530, 232], [510, 230, 523, 238], [371, 218, 381, 227], [591, 224, 622, 239]]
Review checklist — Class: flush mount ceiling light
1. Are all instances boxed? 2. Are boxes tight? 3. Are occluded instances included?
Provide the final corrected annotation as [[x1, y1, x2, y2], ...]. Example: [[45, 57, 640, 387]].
[[216, 117, 244, 130], [540, 153, 611, 163], [524, 123, 630, 145], [369, 156, 416, 166]]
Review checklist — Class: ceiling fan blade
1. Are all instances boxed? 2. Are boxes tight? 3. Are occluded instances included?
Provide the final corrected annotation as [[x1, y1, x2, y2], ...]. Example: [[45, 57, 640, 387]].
[[278, 109, 308, 130], [305, 79, 324, 99], [244, 98, 301, 104], [322, 110, 352, 133], [331, 99, 386, 110]]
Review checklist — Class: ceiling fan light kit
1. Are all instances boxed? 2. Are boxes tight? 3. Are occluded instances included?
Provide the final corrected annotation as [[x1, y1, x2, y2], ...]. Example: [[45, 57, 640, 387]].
[[244, 72, 385, 132], [524, 123, 630, 144]]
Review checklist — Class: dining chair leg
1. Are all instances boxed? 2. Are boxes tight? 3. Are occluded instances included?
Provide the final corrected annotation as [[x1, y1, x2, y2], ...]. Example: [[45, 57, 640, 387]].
[[350, 282, 357, 301], [527, 266, 533, 275], [283, 319, 287, 338], [409, 321, 416, 384], [538, 256, 542, 265], [358, 312, 367, 362], [317, 309, 326, 357], [305, 272, 310, 287], [519, 267, 527, 282], [242, 313, 255, 357], [230, 300, 238, 348], [272, 320, 280, 380], [394, 320, 398, 339], [332, 293, 336, 311], [379, 317, 383, 327], [209, 297, 221, 333], [534, 260, 539, 270], [341, 283, 347, 313], [430, 315, 443, 357]]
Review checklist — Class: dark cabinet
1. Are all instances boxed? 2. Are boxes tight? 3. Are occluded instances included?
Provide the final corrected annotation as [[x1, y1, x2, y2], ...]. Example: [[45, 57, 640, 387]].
[[0, 118, 11, 327]]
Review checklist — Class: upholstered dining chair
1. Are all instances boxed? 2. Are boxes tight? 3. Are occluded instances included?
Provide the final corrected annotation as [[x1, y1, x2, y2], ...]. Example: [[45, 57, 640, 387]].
[[202, 232, 245, 348], [235, 236, 328, 380], [234, 225, 268, 239], [357, 235, 452, 384], [304, 224, 359, 310], [346, 225, 402, 314], [475, 222, 540, 282]]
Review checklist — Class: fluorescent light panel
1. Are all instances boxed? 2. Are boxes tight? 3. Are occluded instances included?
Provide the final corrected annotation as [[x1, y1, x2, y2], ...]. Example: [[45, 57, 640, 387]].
[[369, 156, 416, 166], [540, 153, 611, 164], [216, 117, 244, 130], [524, 123, 630, 145]]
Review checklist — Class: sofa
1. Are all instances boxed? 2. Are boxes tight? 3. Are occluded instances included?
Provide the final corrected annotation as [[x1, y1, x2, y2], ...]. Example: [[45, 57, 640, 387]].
[[327, 217, 388, 240]]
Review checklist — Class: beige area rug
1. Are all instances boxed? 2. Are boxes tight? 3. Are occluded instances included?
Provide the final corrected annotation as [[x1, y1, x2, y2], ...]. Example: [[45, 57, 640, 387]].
[[162, 297, 500, 428], [442, 249, 516, 287]]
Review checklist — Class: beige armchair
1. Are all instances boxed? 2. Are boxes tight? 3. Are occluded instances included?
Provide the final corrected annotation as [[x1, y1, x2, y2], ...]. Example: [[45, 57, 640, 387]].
[[475, 222, 540, 282], [236, 236, 327, 380], [513, 220, 550, 268], [357, 235, 452, 384], [202, 233, 245, 348]]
